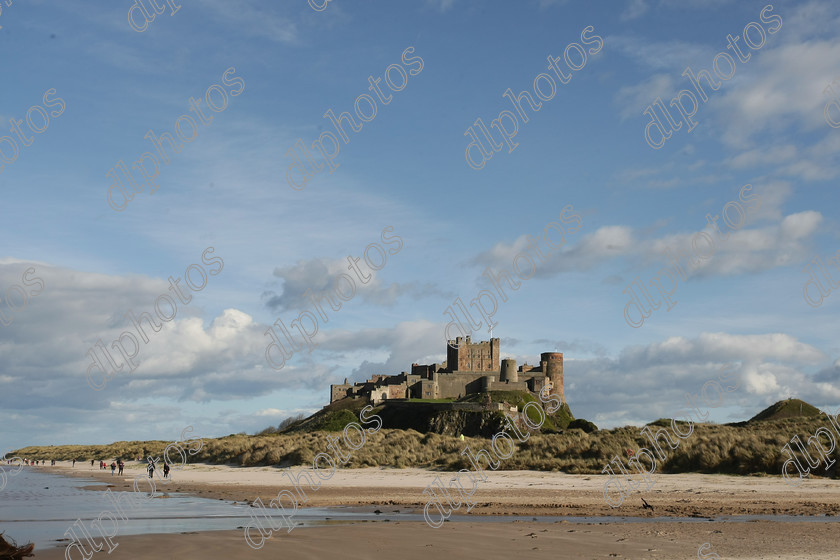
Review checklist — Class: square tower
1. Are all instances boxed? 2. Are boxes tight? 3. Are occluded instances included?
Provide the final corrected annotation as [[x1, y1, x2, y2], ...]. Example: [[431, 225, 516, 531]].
[[446, 336, 500, 372]]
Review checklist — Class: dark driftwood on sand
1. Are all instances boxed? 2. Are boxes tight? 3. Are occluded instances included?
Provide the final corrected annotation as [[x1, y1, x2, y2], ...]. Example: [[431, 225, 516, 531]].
[[0, 533, 34, 560]]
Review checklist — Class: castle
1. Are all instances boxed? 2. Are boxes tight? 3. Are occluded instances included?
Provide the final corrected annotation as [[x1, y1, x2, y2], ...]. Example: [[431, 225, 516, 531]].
[[329, 337, 565, 405]]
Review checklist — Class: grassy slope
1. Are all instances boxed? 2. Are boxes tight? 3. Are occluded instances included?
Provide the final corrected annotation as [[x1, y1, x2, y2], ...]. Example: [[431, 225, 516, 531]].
[[748, 398, 823, 422]]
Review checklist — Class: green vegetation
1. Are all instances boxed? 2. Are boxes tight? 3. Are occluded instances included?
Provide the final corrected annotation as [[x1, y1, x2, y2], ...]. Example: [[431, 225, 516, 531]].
[[567, 419, 598, 433], [282, 396, 370, 434], [15, 400, 835, 477], [305, 409, 359, 432], [12, 440, 174, 463], [14, 413, 839, 475], [748, 398, 822, 423]]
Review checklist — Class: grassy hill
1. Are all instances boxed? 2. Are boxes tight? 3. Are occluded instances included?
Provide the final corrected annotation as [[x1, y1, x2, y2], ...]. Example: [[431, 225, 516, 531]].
[[284, 395, 371, 433], [281, 391, 578, 438], [748, 398, 823, 423]]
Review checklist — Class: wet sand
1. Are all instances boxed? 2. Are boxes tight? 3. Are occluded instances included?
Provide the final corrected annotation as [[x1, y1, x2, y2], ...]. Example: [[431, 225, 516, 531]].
[[33, 520, 840, 560]]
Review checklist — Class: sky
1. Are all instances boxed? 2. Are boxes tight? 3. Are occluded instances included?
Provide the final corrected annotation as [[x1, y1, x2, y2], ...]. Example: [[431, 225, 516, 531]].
[[1, 0, 839, 450]]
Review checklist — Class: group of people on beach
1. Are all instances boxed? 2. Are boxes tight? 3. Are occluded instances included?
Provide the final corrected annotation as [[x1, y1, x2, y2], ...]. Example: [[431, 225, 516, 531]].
[[10, 456, 173, 480], [16, 459, 55, 466], [147, 458, 171, 479], [95, 459, 126, 475], [84, 457, 172, 479]]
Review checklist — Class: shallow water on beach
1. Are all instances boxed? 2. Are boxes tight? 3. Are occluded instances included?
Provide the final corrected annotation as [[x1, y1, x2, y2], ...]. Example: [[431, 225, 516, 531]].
[[2, 468, 839, 551], [0, 468, 255, 550]]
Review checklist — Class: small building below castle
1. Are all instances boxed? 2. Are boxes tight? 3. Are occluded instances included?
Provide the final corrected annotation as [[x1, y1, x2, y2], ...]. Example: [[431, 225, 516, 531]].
[[329, 336, 565, 405]]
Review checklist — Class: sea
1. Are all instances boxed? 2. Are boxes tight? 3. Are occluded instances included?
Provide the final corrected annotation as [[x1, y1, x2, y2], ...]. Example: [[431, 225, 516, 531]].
[[0, 467, 255, 550]]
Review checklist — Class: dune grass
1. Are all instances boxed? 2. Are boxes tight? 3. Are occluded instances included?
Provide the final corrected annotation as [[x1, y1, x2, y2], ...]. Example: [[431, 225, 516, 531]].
[[13, 414, 840, 477]]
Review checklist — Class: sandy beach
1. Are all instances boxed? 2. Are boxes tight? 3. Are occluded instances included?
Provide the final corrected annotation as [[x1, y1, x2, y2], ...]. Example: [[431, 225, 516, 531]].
[[32, 519, 840, 560], [43, 461, 840, 518], [24, 461, 840, 559]]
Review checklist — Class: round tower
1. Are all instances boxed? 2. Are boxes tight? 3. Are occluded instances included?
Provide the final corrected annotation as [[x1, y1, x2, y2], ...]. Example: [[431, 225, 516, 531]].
[[481, 374, 495, 392], [501, 358, 517, 382], [541, 352, 564, 402]]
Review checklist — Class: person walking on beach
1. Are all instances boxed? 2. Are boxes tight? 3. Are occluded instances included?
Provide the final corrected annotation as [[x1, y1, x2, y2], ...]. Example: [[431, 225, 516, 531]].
[[72, 459, 75, 467], [118, 460, 124, 475], [163, 462, 170, 479], [90, 459, 94, 468], [110, 462, 116, 475], [147, 458, 155, 479]]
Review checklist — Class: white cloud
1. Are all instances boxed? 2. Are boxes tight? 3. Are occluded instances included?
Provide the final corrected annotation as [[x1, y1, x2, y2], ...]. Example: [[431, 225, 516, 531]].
[[780, 211, 823, 240], [715, 38, 840, 149], [264, 256, 451, 312], [318, 320, 447, 382], [464, 185, 820, 282], [0, 261, 344, 411], [569, 332, 834, 428], [613, 1, 840, 184]]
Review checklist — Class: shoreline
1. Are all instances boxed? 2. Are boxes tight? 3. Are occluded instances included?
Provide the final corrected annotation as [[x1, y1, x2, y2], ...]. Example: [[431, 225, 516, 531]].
[[33, 461, 840, 518]]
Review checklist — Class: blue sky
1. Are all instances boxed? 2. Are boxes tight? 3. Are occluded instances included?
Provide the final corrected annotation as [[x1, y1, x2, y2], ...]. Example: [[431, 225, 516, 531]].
[[2, 0, 839, 449]]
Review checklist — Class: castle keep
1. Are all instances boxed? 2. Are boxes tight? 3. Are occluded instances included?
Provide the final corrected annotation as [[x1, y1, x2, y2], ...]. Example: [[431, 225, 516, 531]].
[[329, 337, 565, 405]]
